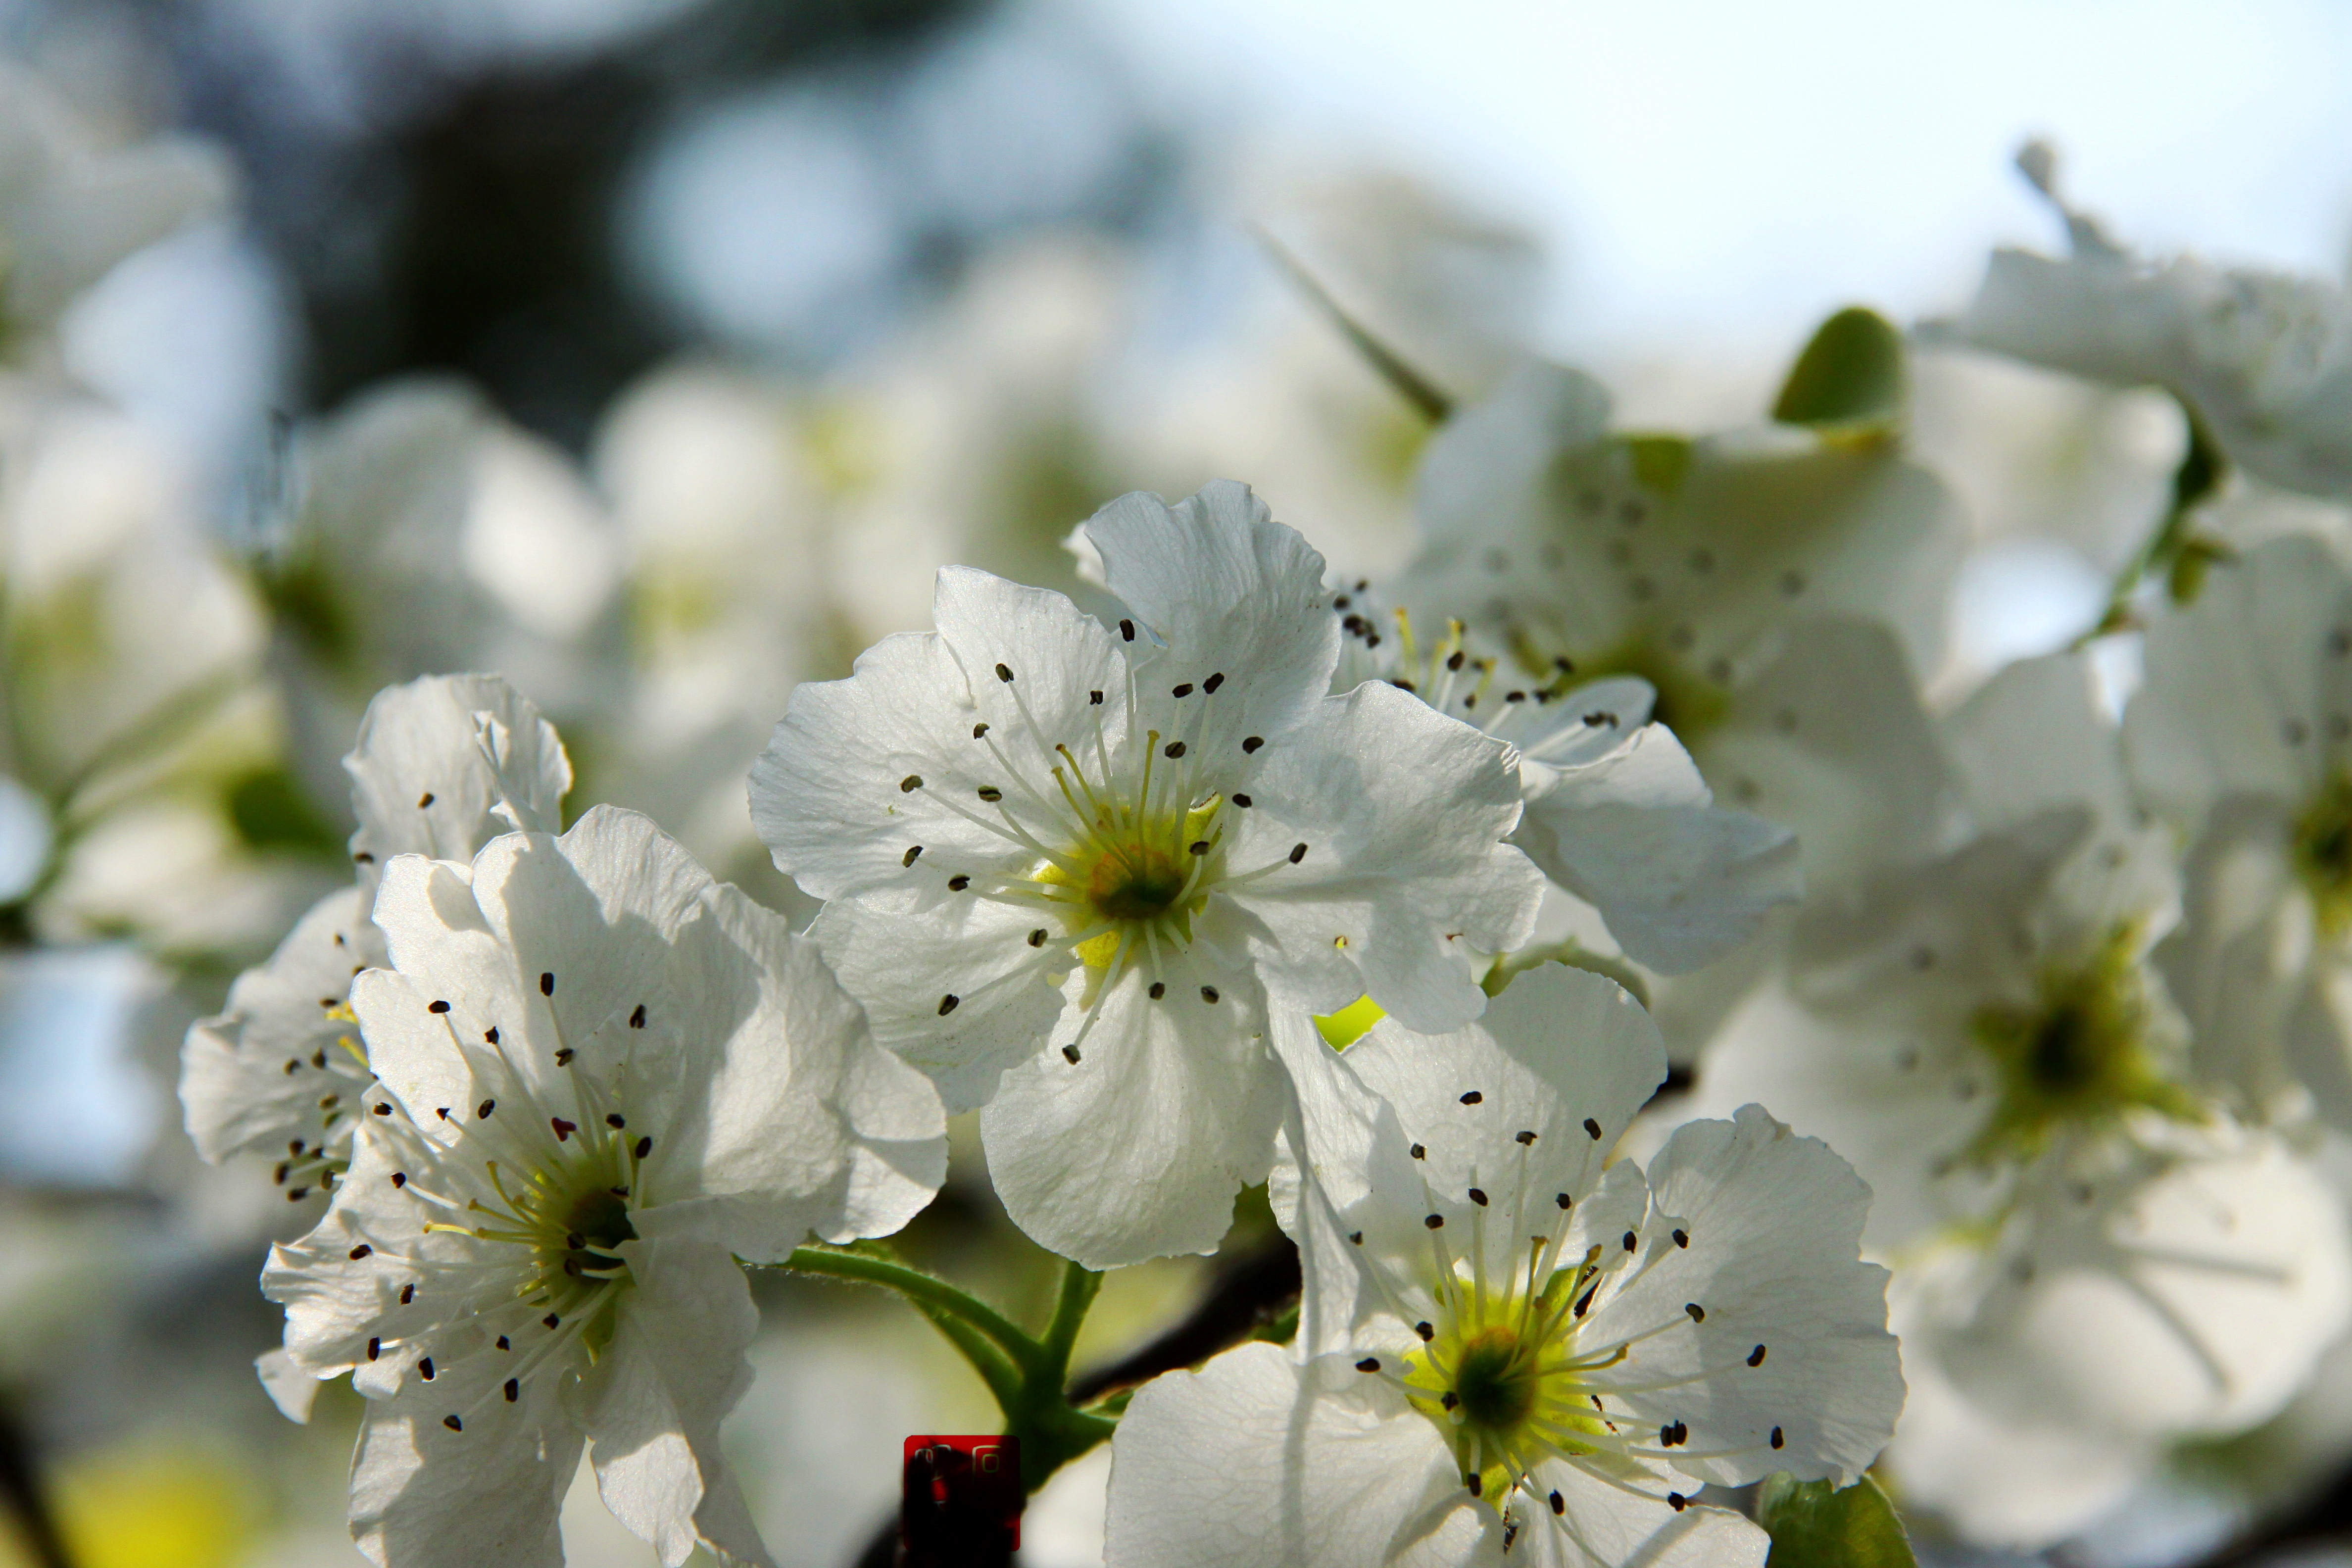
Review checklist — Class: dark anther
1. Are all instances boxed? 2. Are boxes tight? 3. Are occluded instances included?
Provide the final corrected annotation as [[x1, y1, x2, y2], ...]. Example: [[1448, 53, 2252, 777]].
[[418, 792, 435, 808], [1356, 1358, 1380, 1372], [606, 1114, 626, 1129], [442, 1415, 461, 1431], [1468, 1188, 1488, 1206], [977, 786, 1003, 802], [551, 1118, 577, 1142], [900, 775, 923, 793], [1173, 683, 1193, 698], [995, 663, 1014, 683], [1584, 1118, 1603, 1140], [903, 846, 923, 867], [1205, 673, 1226, 693], [1425, 1214, 1445, 1229], [1515, 1130, 1537, 1145], [1673, 1228, 1689, 1248], [1149, 981, 1167, 1000], [1242, 736, 1264, 753], [1120, 619, 1135, 641], [634, 1137, 652, 1159], [1749, 1345, 1767, 1367], [1459, 1090, 1482, 1105], [476, 1099, 495, 1119], [1062, 1045, 1081, 1064], [1029, 929, 1048, 947], [948, 875, 970, 890], [1685, 1303, 1705, 1323], [504, 1378, 520, 1403], [938, 995, 960, 1016], [428, 999, 450, 1014], [1288, 842, 1307, 863], [1201, 986, 1220, 1003], [629, 1004, 646, 1029], [349, 1245, 372, 1260], [1164, 741, 1186, 759], [1232, 793, 1252, 807], [540, 972, 555, 997]]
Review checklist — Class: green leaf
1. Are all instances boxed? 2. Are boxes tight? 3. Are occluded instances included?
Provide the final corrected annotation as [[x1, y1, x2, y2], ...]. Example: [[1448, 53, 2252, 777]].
[[225, 767, 344, 858], [1757, 1474, 1915, 1568], [1772, 307, 1906, 432]]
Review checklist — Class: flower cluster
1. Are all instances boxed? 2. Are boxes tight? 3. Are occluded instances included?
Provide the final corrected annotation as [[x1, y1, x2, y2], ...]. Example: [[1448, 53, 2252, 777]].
[[64, 69, 2352, 1568]]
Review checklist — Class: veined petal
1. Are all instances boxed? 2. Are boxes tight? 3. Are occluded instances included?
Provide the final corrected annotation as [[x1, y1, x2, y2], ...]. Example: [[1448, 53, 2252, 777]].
[[1085, 481, 1341, 739], [182, 885, 381, 1165], [346, 674, 571, 897], [981, 959, 1285, 1269], [1105, 1343, 1502, 1568], [1519, 726, 1799, 974], [584, 1238, 773, 1568], [1230, 680, 1540, 1031], [1595, 1106, 1901, 1490]]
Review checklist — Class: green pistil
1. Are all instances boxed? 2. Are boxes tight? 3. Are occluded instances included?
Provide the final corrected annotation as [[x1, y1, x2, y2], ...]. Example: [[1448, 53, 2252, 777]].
[[1452, 1324, 1540, 1431], [1965, 924, 2203, 1164], [2294, 772, 2352, 936]]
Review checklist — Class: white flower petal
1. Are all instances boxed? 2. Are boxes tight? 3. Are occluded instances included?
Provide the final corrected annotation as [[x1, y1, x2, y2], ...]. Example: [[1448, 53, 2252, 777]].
[[643, 885, 945, 1255], [346, 674, 571, 896], [1104, 1342, 1502, 1568], [2125, 534, 2351, 825], [348, 1362, 582, 1568], [1232, 679, 1540, 1031], [585, 1238, 773, 1568], [1084, 480, 1341, 740], [981, 965, 1285, 1269], [809, 894, 1066, 1114], [1519, 725, 1799, 974], [1595, 1105, 1902, 1489], [1517, 1460, 1766, 1568], [1696, 617, 1953, 887], [181, 885, 380, 1164]]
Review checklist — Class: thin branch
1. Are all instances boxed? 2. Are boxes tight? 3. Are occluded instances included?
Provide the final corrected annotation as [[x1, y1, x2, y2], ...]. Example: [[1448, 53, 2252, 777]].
[[1255, 227, 1456, 425]]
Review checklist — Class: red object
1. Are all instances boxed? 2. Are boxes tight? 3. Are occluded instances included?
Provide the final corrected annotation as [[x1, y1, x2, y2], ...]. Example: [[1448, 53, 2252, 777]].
[[900, 1435, 1022, 1567]]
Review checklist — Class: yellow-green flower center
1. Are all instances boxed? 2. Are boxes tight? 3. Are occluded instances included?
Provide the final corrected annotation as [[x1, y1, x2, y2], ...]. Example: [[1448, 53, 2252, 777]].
[[1393, 1250, 1621, 1496], [1966, 924, 2203, 1164], [2294, 772, 2352, 936], [1033, 765, 1224, 975]]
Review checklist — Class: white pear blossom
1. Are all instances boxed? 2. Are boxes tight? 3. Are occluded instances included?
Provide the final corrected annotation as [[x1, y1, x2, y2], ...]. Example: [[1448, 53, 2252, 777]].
[[1397, 359, 1962, 887], [270, 378, 626, 759], [0, 64, 233, 358], [181, 674, 570, 1200], [1933, 144, 2352, 500], [1699, 654, 2352, 1544], [2123, 533, 2352, 1121], [1328, 589, 1798, 973], [1105, 966, 1902, 1568], [262, 805, 947, 1568], [752, 481, 1542, 1267]]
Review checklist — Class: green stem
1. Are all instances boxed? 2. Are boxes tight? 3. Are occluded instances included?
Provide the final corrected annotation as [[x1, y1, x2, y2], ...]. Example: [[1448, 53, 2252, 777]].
[[778, 1247, 1118, 1495], [781, 1245, 1042, 1370], [912, 1301, 1026, 1417], [1035, 1259, 1101, 1386], [2076, 392, 2227, 645], [1255, 226, 1455, 425]]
